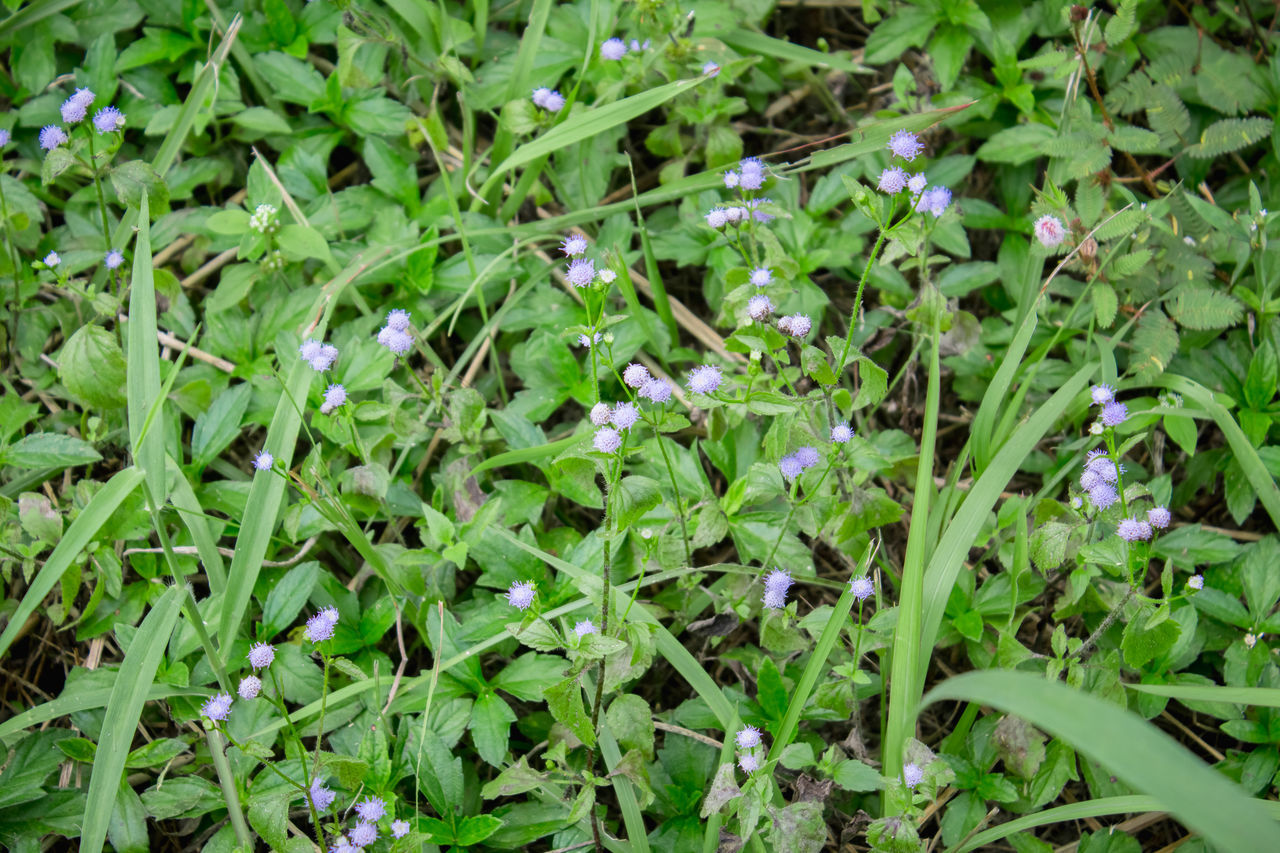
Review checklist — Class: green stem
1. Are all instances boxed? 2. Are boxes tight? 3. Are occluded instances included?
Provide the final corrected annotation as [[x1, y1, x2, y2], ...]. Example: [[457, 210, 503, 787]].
[[835, 228, 888, 376], [882, 310, 941, 809], [312, 651, 331, 778], [651, 417, 692, 565], [0, 168, 21, 358], [85, 130, 113, 278], [206, 728, 254, 849]]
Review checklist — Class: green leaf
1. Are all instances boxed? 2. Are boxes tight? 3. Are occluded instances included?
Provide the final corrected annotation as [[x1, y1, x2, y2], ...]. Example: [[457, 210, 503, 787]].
[[1121, 605, 1181, 668], [455, 814, 505, 845], [111, 161, 169, 214], [1, 433, 101, 469], [1130, 309, 1179, 379], [57, 737, 98, 762], [1187, 117, 1274, 159], [1168, 288, 1244, 331], [834, 759, 884, 792], [471, 689, 517, 767], [614, 475, 662, 530], [260, 561, 319, 638], [975, 125, 1056, 165], [852, 356, 888, 410], [414, 729, 463, 815], [59, 325, 128, 409], [190, 383, 251, 468], [276, 224, 333, 263], [544, 675, 596, 746], [864, 6, 938, 64], [756, 656, 788, 722], [606, 694, 656, 760]]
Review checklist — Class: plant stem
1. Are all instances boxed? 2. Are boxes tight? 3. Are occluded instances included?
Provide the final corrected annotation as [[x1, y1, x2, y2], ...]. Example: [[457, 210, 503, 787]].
[[85, 130, 114, 282], [835, 228, 888, 377], [0, 170, 22, 360], [652, 420, 691, 565], [206, 728, 254, 849]]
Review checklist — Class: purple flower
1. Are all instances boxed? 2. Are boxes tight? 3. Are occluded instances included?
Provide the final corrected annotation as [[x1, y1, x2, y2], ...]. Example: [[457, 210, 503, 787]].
[[1100, 401, 1128, 427], [623, 363, 651, 388], [238, 675, 262, 700], [779, 455, 804, 482], [201, 692, 233, 722], [1090, 384, 1115, 406], [377, 326, 413, 355], [1034, 215, 1066, 248], [723, 170, 739, 189], [747, 294, 773, 321], [1079, 468, 1103, 492], [386, 309, 411, 331], [903, 762, 924, 788], [723, 205, 746, 224], [738, 750, 761, 773], [762, 569, 793, 610], [566, 258, 595, 287], [747, 198, 774, 223], [104, 249, 124, 269], [738, 157, 765, 191], [43, 251, 60, 268], [574, 619, 597, 637], [253, 450, 274, 472], [305, 608, 338, 643], [304, 341, 338, 372], [590, 402, 611, 426], [319, 383, 347, 415], [532, 87, 565, 111], [93, 106, 125, 134], [248, 642, 276, 669], [886, 130, 924, 161], [299, 339, 323, 362], [61, 89, 93, 124], [705, 207, 728, 229], [918, 186, 952, 217], [877, 167, 907, 195], [639, 378, 672, 403], [633, 39, 650, 52], [702, 61, 721, 77], [1086, 452, 1121, 483], [779, 314, 811, 337], [350, 822, 377, 846], [687, 364, 723, 395], [577, 331, 602, 348], [1088, 484, 1119, 510], [794, 446, 820, 469], [906, 173, 928, 195], [735, 725, 763, 749], [355, 797, 387, 822], [593, 427, 622, 453], [560, 234, 588, 256], [611, 402, 640, 431], [506, 580, 536, 610], [849, 575, 874, 601], [39, 125, 67, 151], [600, 38, 627, 60], [1188, 574, 1204, 590], [1117, 517, 1153, 541], [1148, 506, 1171, 529], [330, 835, 353, 853], [749, 267, 772, 287], [0, 129, 9, 147], [309, 777, 336, 811], [831, 423, 854, 444], [391, 820, 410, 839]]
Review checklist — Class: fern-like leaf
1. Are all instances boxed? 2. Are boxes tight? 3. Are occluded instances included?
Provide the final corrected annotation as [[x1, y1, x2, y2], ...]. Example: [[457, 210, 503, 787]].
[[1109, 249, 1153, 278], [1109, 125, 1163, 153], [1093, 208, 1145, 242], [1105, 72, 1153, 116], [1168, 288, 1245, 330], [1186, 117, 1273, 159], [1130, 309, 1179, 379], [1145, 84, 1190, 144]]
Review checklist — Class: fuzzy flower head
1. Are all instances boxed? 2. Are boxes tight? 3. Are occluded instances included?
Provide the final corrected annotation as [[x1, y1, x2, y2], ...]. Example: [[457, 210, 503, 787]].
[[104, 249, 124, 269], [687, 364, 723, 395], [93, 106, 126, 134], [566, 258, 595, 287], [723, 170, 740, 189], [43, 251, 60, 268], [248, 642, 276, 669], [238, 675, 262, 700], [750, 267, 773, 287], [703, 61, 720, 77], [887, 130, 924, 161], [560, 233, 588, 256], [201, 692, 233, 722], [304, 608, 339, 643], [319, 384, 347, 415], [747, 294, 773, 322], [747, 197, 775, 223], [1088, 484, 1120, 511], [903, 762, 925, 788], [1086, 452, 1121, 484], [377, 325, 414, 355], [39, 125, 68, 151], [577, 331, 602, 348], [253, 451, 274, 473], [1148, 506, 1171, 529], [355, 797, 387, 822], [1100, 401, 1128, 428], [795, 446, 820, 469], [779, 455, 804, 482], [738, 750, 761, 773], [574, 619, 597, 638], [907, 172, 928, 195], [1034, 215, 1067, 248], [738, 157, 766, 191], [1090, 384, 1115, 407], [762, 569, 793, 610], [590, 402, 611, 426], [391, 820, 410, 839], [735, 725, 763, 749], [639, 378, 672, 404], [593, 427, 622, 454], [598, 268, 617, 284], [877, 167, 907, 195], [0, 129, 8, 147], [611, 402, 639, 431], [1188, 574, 1204, 591], [532, 87, 565, 111], [600, 38, 627, 60], [299, 339, 323, 362], [787, 314, 812, 337], [831, 423, 854, 444], [918, 186, 952, 217], [1117, 517, 1153, 542], [304, 342, 338, 372], [849, 575, 875, 601], [309, 777, 336, 811], [350, 822, 377, 846], [623, 363, 651, 388], [386, 309, 411, 331], [705, 207, 728, 229], [61, 89, 93, 124], [506, 580, 536, 611]]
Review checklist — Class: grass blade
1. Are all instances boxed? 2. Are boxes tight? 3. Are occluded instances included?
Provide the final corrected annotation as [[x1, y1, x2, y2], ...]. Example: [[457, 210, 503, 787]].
[[923, 670, 1280, 852], [0, 685, 205, 744], [597, 692, 651, 853], [79, 584, 185, 853], [0, 0, 80, 40], [945, 795, 1160, 853], [468, 433, 585, 476], [1126, 682, 1280, 708], [125, 194, 164, 503], [1157, 373, 1280, 528], [166, 454, 226, 594], [721, 29, 869, 74], [0, 466, 145, 660]]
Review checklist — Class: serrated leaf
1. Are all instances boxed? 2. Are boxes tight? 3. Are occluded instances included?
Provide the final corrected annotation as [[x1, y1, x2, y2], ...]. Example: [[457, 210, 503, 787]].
[[852, 356, 888, 410], [1108, 125, 1162, 153], [1145, 84, 1190, 143], [1094, 282, 1118, 328], [1168, 288, 1244, 330], [544, 675, 595, 746], [1130, 310, 1178, 379], [2, 433, 102, 469], [1110, 249, 1152, 278]]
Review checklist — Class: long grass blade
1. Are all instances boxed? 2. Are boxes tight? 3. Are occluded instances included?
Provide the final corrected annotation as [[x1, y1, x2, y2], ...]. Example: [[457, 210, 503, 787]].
[[945, 795, 1161, 853], [166, 455, 226, 594], [923, 670, 1280, 852], [597, 690, 651, 853], [0, 466, 145, 660], [0, 685, 204, 744], [125, 194, 165, 504], [1126, 682, 1280, 708], [79, 584, 185, 853]]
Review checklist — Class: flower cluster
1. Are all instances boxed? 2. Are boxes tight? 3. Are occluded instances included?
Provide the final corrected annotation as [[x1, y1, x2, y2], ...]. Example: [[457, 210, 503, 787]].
[[779, 446, 820, 482], [747, 294, 773, 322], [299, 339, 338, 372], [377, 309, 413, 356], [60, 87, 95, 125], [735, 725, 766, 774], [532, 87, 565, 112], [706, 157, 776, 230], [762, 569, 794, 609], [875, 130, 952, 216], [305, 606, 340, 643], [599, 37, 648, 61], [319, 384, 347, 415], [849, 575, 874, 601], [686, 364, 723, 395], [776, 314, 812, 338], [249, 203, 279, 234], [505, 579, 536, 611]]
